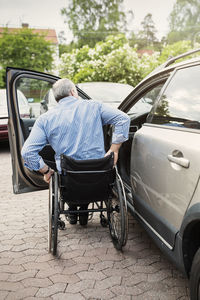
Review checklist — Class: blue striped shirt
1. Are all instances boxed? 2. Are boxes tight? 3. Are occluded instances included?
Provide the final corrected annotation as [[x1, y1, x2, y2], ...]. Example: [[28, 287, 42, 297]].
[[21, 96, 130, 171]]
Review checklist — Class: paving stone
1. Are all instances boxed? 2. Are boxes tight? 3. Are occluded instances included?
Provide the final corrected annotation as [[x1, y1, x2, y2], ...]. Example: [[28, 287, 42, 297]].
[[128, 264, 159, 274], [102, 267, 132, 278], [60, 249, 85, 260], [36, 268, 60, 279], [10, 255, 37, 266], [7, 270, 37, 282], [0, 273, 10, 281], [113, 296, 132, 300], [66, 279, 95, 293], [0, 265, 24, 274], [148, 269, 172, 282], [47, 258, 74, 270], [22, 261, 51, 270], [50, 273, 80, 284], [84, 247, 107, 257], [0, 251, 24, 259], [6, 287, 38, 300], [0, 291, 9, 300], [81, 288, 115, 299], [89, 260, 114, 271], [0, 281, 24, 291], [97, 253, 124, 262], [25, 297, 52, 300], [110, 284, 143, 296], [77, 270, 106, 280], [73, 255, 100, 264], [122, 273, 147, 286], [36, 283, 66, 297], [34, 254, 56, 263], [63, 263, 89, 275], [22, 277, 52, 288], [95, 275, 121, 290], [69, 243, 93, 251], [0, 258, 12, 265], [52, 292, 85, 300]]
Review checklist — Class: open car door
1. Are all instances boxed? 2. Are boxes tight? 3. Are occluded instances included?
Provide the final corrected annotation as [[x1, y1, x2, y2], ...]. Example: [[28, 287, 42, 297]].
[[6, 67, 90, 194]]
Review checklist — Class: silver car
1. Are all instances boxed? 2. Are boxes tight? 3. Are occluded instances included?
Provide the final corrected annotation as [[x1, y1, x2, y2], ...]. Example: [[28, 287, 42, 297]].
[[40, 82, 133, 114], [6, 49, 200, 300], [0, 89, 32, 141]]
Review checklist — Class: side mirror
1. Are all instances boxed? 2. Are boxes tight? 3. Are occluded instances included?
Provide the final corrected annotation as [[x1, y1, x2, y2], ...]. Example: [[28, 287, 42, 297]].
[[28, 98, 34, 103]]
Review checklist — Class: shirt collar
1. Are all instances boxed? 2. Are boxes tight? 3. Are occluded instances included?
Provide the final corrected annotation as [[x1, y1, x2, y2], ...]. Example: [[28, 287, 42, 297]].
[[58, 96, 78, 105]]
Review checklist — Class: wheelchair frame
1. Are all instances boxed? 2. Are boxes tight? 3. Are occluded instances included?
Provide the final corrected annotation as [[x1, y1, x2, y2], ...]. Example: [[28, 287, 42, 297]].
[[48, 166, 128, 256]]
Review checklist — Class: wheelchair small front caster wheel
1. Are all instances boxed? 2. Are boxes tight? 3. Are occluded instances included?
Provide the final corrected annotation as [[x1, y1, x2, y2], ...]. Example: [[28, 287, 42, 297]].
[[100, 215, 108, 227], [58, 220, 65, 230]]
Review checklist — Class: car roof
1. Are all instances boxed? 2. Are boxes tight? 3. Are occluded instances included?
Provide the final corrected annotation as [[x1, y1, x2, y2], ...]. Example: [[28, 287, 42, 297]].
[[147, 48, 200, 79]]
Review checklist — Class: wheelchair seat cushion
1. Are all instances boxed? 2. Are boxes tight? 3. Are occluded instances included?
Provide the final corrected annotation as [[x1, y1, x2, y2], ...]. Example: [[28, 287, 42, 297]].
[[60, 153, 115, 204]]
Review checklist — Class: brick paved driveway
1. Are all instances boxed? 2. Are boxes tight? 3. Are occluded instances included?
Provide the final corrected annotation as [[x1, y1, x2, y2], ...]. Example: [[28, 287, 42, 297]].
[[0, 142, 189, 299]]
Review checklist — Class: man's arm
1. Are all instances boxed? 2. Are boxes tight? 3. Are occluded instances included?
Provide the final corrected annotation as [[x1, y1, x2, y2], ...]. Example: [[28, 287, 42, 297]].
[[105, 143, 122, 165], [100, 103, 130, 165], [21, 118, 48, 172]]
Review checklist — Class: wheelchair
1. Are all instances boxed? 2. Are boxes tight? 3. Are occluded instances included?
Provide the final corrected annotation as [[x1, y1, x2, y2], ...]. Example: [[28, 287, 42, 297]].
[[48, 152, 128, 255]]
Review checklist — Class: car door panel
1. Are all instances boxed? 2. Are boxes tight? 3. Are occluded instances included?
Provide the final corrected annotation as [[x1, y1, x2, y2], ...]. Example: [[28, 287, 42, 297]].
[[7, 67, 93, 194], [131, 124, 200, 248], [7, 68, 60, 193]]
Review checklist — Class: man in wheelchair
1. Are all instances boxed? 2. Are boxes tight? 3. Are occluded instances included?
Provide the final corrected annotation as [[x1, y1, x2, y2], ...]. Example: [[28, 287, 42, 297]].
[[21, 78, 130, 226]]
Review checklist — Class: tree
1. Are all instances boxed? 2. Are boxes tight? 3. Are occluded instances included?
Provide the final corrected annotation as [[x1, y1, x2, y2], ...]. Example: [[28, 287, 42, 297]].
[[59, 34, 160, 87], [137, 13, 158, 49], [159, 40, 193, 63], [0, 28, 54, 87], [168, 0, 200, 44], [61, 0, 127, 48]]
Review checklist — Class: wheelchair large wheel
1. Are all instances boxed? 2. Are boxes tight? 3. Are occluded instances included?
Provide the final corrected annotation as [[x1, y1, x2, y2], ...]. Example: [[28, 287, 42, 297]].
[[108, 173, 128, 250], [48, 173, 59, 255]]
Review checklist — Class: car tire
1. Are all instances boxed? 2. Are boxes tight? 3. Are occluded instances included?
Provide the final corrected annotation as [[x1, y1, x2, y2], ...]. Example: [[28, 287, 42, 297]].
[[190, 247, 200, 300]]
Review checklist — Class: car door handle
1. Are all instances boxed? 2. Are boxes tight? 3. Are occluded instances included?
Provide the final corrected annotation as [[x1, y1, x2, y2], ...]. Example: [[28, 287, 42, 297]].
[[167, 155, 190, 168]]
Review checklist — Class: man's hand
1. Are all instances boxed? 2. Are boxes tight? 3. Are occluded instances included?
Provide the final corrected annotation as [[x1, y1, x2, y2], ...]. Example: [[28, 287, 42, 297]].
[[39, 165, 54, 183], [44, 169, 54, 183], [105, 143, 122, 166]]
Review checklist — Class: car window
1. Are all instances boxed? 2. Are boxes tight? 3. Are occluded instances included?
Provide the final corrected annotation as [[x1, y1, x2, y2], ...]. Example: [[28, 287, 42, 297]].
[[16, 78, 87, 119], [128, 84, 164, 117], [16, 77, 53, 119], [149, 65, 200, 130]]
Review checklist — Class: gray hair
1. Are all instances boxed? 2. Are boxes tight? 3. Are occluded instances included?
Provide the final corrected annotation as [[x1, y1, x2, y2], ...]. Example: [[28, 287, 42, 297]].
[[52, 78, 76, 102]]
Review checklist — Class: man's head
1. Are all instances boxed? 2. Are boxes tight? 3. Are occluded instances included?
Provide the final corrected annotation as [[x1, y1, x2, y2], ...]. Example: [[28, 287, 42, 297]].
[[52, 78, 79, 102]]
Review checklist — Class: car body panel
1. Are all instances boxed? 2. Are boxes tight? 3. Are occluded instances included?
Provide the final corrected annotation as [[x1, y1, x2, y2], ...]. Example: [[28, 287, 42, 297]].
[[131, 124, 200, 247]]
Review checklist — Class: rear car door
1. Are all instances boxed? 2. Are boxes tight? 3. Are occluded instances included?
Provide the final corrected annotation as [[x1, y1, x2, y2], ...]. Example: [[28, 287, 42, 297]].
[[6, 68, 90, 194], [131, 64, 200, 249]]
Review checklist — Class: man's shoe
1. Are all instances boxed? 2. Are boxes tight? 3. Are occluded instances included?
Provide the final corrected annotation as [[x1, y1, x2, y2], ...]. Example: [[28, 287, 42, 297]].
[[68, 214, 77, 225], [67, 205, 78, 225], [79, 206, 88, 226]]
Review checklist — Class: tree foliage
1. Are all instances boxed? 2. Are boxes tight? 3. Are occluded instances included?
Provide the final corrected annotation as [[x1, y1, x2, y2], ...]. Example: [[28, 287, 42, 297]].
[[168, 0, 200, 44], [128, 13, 160, 51], [61, 0, 127, 48], [59, 34, 160, 87], [0, 28, 54, 87], [159, 40, 193, 63], [138, 14, 158, 47]]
